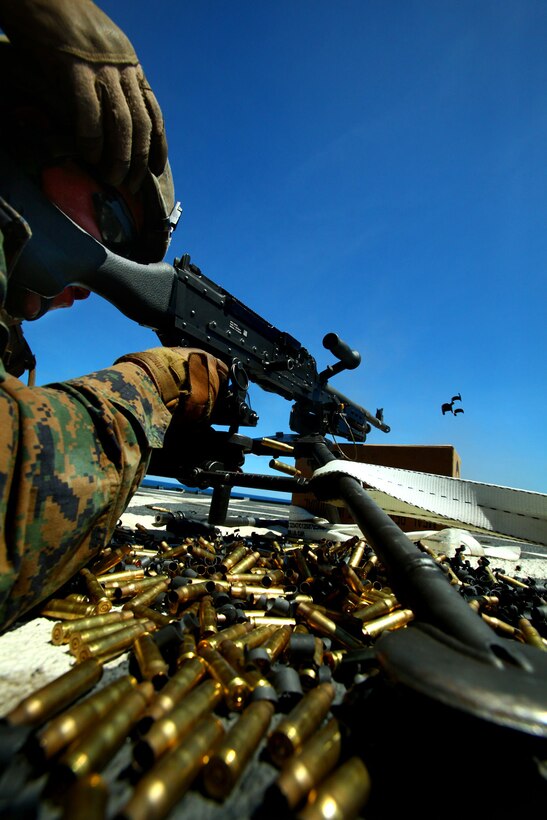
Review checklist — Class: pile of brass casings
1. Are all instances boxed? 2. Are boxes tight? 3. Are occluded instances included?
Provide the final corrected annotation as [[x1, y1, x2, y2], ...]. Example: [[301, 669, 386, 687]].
[[2, 518, 546, 819]]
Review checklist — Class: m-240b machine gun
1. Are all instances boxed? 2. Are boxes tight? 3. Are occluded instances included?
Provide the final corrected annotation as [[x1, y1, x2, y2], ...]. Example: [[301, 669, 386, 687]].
[[3, 153, 547, 812]]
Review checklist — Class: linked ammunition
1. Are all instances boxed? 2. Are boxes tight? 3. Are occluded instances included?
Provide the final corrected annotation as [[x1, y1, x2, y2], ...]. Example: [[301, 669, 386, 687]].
[[132, 633, 169, 689], [133, 679, 223, 770], [118, 715, 224, 820], [32, 675, 137, 762], [5, 658, 103, 727], [361, 608, 414, 641], [53, 682, 154, 782], [198, 645, 251, 711], [270, 717, 341, 810], [267, 682, 335, 767], [203, 700, 275, 799], [299, 755, 371, 819], [137, 657, 207, 734], [51, 610, 135, 645]]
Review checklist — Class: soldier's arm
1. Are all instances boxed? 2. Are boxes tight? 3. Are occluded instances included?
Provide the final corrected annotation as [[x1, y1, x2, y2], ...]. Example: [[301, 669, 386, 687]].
[[0, 349, 227, 633]]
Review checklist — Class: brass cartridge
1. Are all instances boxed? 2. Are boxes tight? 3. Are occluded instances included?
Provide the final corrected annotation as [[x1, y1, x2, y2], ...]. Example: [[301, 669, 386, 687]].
[[198, 645, 251, 711], [199, 595, 218, 638], [261, 569, 286, 587], [228, 550, 261, 575], [188, 545, 218, 564], [220, 543, 248, 573], [61, 773, 108, 820], [299, 755, 371, 820], [197, 535, 217, 553], [100, 569, 146, 586], [359, 553, 378, 580], [481, 613, 522, 639], [296, 603, 363, 650], [198, 620, 254, 651], [246, 625, 293, 673], [70, 619, 144, 655], [203, 700, 275, 799], [518, 617, 547, 650], [267, 682, 335, 767], [174, 633, 198, 667], [132, 633, 169, 689], [232, 623, 278, 652], [361, 608, 414, 641], [118, 715, 224, 820], [122, 579, 169, 612], [77, 620, 153, 663], [133, 679, 223, 770], [113, 576, 169, 602], [132, 605, 172, 629], [269, 458, 301, 476], [54, 682, 154, 782], [51, 610, 135, 645], [348, 540, 366, 568], [6, 658, 103, 727], [65, 593, 91, 604], [272, 717, 341, 810], [32, 675, 137, 762], [353, 595, 400, 623], [79, 568, 112, 614], [90, 543, 132, 575], [137, 657, 207, 734], [40, 599, 98, 620], [218, 639, 246, 672], [495, 572, 530, 590], [339, 563, 367, 596], [166, 580, 209, 614], [156, 542, 189, 561]]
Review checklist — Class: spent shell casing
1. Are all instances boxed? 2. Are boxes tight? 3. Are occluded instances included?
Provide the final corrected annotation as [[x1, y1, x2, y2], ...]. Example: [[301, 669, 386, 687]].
[[53, 682, 154, 782], [89, 543, 132, 575], [6, 658, 103, 727], [51, 610, 135, 645], [101, 569, 146, 586], [353, 595, 400, 623], [40, 599, 98, 620], [348, 540, 366, 568], [174, 632, 198, 667], [166, 581, 210, 614], [198, 620, 254, 651], [203, 700, 275, 799], [32, 675, 137, 762], [198, 645, 251, 711], [122, 579, 169, 612], [246, 625, 293, 673], [228, 550, 261, 575], [233, 623, 278, 651], [132, 633, 169, 689], [299, 756, 372, 820], [339, 563, 367, 596], [113, 576, 168, 601], [361, 608, 414, 641], [518, 617, 547, 650], [132, 605, 172, 629], [79, 568, 112, 613], [218, 639, 246, 672], [267, 682, 335, 767], [118, 715, 224, 820], [199, 595, 218, 638], [272, 717, 341, 810], [61, 773, 108, 820], [137, 656, 207, 734], [296, 603, 363, 650], [70, 619, 142, 655], [133, 679, 223, 771], [219, 544, 249, 573], [77, 620, 153, 662]]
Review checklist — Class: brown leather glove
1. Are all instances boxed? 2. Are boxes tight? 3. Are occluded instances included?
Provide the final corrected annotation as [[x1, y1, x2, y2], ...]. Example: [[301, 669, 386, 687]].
[[0, 0, 168, 193], [115, 347, 229, 423]]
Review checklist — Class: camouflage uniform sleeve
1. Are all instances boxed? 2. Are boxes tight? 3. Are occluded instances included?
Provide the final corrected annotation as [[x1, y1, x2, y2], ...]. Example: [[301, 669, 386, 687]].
[[0, 359, 171, 632]]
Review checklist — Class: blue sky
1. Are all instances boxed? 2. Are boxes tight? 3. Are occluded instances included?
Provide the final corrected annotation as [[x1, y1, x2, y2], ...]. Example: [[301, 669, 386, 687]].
[[23, 0, 547, 495]]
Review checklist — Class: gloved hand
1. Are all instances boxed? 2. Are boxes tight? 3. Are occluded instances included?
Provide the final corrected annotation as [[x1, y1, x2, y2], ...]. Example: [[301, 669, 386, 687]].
[[115, 347, 229, 423], [0, 0, 168, 193]]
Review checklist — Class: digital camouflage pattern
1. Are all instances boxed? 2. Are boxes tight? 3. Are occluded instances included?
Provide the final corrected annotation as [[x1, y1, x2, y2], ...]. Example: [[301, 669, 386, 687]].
[[0, 224, 172, 633]]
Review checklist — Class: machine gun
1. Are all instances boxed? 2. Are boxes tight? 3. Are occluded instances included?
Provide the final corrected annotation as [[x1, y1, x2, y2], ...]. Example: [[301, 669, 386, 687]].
[[2, 152, 547, 809]]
